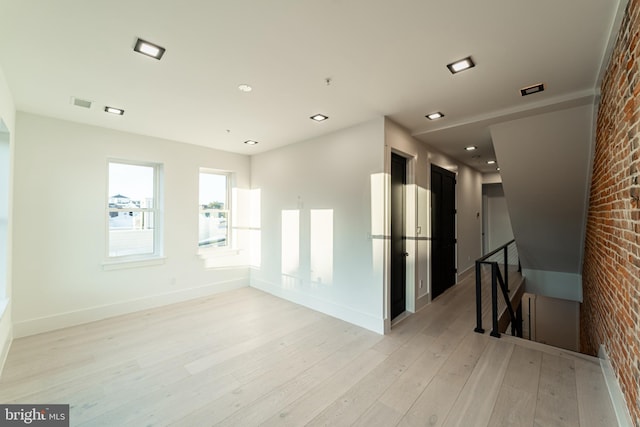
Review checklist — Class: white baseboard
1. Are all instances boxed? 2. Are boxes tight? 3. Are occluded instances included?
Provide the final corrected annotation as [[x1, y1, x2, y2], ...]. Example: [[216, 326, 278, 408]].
[[415, 293, 431, 313], [598, 345, 634, 427], [13, 279, 248, 338], [250, 278, 384, 335]]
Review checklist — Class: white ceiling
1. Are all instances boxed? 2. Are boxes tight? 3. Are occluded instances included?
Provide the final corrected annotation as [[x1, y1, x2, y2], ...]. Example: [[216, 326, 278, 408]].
[[0, 0, 621, 173]]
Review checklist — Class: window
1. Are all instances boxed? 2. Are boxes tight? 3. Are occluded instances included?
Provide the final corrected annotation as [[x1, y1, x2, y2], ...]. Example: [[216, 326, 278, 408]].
[[107, 160, 162, 259], [199, 170, 229, 248]]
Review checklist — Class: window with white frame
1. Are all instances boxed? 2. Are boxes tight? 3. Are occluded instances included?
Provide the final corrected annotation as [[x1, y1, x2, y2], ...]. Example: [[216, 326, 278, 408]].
[[199, 170, 230, 248], [107, 160, 162, 259]]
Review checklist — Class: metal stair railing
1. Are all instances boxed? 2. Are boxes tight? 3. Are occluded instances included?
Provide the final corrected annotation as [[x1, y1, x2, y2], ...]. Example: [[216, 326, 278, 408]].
[[474, 239, 523, 338]]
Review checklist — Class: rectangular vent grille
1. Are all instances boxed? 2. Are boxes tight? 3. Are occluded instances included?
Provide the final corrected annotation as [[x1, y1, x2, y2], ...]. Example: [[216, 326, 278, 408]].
[[71, 97, 92, 109]]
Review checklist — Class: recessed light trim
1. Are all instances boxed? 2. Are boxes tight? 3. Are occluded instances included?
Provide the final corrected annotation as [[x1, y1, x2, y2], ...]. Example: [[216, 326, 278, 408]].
[[104, 106, 125, 115], [244, 140, 259, 145], [238, 84, 253, 92], [426, 112, 444, 120], [310, 114, 329, 122], [133, 38, 166, 60], [465, 146, 477, 151], [447, 56, 475, 74], [520, 83, 545, 96]]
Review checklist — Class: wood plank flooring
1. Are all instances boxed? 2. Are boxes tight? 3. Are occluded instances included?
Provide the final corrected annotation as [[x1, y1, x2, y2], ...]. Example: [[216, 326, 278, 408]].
[[0, 271, 618, 426]]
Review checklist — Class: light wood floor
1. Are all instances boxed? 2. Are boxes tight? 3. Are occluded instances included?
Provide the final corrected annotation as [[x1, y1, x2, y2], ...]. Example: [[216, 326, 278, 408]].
[[0, 272, 617, 426]]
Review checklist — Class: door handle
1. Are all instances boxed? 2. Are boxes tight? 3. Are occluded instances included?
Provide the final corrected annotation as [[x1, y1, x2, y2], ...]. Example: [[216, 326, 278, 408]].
[[403, 252, 409, 257]]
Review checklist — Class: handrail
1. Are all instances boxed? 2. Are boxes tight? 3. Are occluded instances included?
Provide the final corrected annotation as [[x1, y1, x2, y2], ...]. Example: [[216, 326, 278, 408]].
[[474, 239, 522, 338]]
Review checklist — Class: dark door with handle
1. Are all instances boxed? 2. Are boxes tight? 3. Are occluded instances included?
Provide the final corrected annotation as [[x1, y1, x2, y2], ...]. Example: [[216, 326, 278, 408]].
[[390, 153, 407, 320], [431, 164, 456, 299]]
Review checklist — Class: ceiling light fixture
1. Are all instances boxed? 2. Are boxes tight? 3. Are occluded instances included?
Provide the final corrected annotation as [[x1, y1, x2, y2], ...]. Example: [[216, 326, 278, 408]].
[[520, 83, 545, 96], [487, 160, 496, 165], [238, 84, 253, 92], [310, 114, 329, 122], [426, 112, 444, 120], [244, 140, 259, 145], [133, 38, 166, 60], [465, 146, 477, 151], [104, 106, 124, 115], [447, 56, 475, 74]]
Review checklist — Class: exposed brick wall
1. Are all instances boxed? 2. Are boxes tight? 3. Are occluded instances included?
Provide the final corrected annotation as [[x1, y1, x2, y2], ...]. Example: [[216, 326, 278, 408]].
[[581, 0, 640, 424]]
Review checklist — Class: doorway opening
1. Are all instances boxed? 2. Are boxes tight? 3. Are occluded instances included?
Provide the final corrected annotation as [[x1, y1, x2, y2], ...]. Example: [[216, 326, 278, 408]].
[[431, 164, 456, 299], [390, 153, 407, 320]]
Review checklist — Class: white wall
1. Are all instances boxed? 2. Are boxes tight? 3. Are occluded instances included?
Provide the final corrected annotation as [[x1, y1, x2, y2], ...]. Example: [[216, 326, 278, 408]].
[[522, 292, 580, 352], [455, 163, 483, 272], [490, 104, 594, 274], [12, 113, 251, 336], [483, 183, 514, 253], [523, 269, 582, 302], [250, 118, 386, 333], [384, 119, 483, 313], [0, 65, 16, 375]]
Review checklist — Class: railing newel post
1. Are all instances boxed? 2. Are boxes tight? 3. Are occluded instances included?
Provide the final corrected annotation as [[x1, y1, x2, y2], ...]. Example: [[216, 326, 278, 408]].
[[504, 245, 509, 291], [474, 261, 484, 334], [490, 263, 500, 338]]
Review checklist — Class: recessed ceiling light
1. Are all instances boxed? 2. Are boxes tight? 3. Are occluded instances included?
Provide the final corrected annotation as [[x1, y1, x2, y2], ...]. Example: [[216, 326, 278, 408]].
[[310, 114, 329, 122], [497, 167, 501, 171], [520, 83, 545, 96], [238, 84, 253, 92], [447, 56, 475, 74], [104, 106, 124, 115], [465, 146, 477, 151], [133, 38, 166, 60], [487, 160, 496, 165], [244, 140, 259, 145], [426, 112, 444, 120]]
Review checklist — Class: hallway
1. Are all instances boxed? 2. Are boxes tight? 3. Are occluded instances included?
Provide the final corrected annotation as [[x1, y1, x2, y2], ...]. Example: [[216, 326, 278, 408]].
[[0, 272, 617, 426]]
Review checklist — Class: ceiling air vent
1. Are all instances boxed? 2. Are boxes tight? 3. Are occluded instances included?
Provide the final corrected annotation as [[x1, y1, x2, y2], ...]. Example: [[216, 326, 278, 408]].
[[520, 83, 545, 96], [71, 97, 92, 109]]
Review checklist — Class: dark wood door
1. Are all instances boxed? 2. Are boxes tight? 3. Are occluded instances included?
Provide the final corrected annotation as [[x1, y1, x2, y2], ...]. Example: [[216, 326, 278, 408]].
[[390, 153, 406, 320], [431, 164, 456, 299]]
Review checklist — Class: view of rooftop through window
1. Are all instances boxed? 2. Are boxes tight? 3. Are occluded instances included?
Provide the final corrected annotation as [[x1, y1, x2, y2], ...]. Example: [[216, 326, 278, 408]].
[[199, 171, 229, 248], [108, 162, 157, 257]]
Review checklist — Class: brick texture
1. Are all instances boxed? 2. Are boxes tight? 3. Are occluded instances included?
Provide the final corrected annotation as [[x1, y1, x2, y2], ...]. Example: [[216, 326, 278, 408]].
[[582, 1, 640, 425]]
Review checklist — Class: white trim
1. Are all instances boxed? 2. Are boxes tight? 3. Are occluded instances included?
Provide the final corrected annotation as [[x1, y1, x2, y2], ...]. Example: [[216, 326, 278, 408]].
[[106, 159, 164, 261], [598, 345, 634, 427], [13, 279, 247, 337], [198, 169, 233, 250], [0, 299, 11, 377], [250, 278, 384, 335], [102, 256, 166, 271]]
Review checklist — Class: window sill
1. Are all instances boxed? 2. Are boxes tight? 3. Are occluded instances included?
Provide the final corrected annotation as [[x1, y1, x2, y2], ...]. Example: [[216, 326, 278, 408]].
[[102, 256, 166, 271], [197, 247, 241, 259]]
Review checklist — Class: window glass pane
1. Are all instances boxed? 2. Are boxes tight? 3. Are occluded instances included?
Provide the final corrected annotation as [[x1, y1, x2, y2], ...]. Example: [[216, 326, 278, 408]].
[[199, 172, 229, 248], [199, 173, 227, 210], [199, 210, 228, 247], [109, 163, 154, 209], [108, 161, 158, 258], [109, 212, 155, 256]]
